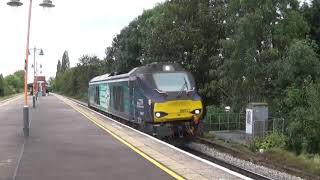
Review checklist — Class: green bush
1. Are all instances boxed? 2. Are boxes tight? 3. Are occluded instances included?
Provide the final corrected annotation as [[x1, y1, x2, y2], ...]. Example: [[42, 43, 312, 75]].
[[252, 132, 288, 151]]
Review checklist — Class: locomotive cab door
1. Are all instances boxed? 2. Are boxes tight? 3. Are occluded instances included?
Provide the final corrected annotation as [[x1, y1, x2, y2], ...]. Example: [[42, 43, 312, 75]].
[[129, 80, 136, 122]]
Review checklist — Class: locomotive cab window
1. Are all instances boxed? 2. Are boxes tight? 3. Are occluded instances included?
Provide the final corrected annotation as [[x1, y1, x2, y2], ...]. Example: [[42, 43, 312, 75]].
[[95, 85, 100, 105], [112, 86, 124, 112], [152, 72, 191, 92]]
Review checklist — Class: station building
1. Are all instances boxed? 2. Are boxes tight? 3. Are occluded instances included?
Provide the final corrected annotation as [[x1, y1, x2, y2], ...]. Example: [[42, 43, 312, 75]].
[[28, 76, 48, 96]]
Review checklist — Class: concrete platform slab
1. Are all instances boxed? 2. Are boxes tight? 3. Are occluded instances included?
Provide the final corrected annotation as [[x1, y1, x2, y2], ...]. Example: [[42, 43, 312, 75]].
[[0, 95, 173, 180]]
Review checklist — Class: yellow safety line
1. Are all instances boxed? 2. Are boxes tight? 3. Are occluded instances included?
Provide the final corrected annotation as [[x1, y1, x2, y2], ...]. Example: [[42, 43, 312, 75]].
[[57, 95, 185, 180]]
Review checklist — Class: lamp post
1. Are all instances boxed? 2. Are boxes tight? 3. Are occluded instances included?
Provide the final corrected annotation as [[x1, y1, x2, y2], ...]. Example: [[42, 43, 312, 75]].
[[7, 0, 55, 137], [29, 47, 44, 108]]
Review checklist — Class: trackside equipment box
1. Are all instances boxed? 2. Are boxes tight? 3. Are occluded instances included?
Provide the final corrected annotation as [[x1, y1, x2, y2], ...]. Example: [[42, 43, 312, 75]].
[[245, 103, 268, 140]]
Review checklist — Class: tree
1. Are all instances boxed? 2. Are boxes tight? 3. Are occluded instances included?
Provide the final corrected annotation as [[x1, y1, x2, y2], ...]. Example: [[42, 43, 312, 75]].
[[0, 74, 4, 96], [5, 75, 19, 93], [302, 0, 320, 51], [47, 77, 54, 92], [277, 40, 320, 153], [75, 55, 104, 95], [53, 54, 105, 98], [53, 51, 71, 93], [56, 60, 61, 77], [218, 0, 309, 111], [278, 40, 320, 88], [284, 81, 320, 153], [107, 0, 228, 106], [61, 51, 70, 72], [13, 70, 24, 91], [103, 47, 116, 73]]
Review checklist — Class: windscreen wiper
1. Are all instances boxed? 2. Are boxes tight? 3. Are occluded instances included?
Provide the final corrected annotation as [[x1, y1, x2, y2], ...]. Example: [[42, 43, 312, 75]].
[[177, 77, 187, 98], [154, 89, 168, 97]]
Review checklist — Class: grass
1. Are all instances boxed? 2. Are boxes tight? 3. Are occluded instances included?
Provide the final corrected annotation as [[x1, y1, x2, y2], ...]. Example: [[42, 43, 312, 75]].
[[202, 132, 255, 155], [71, 93, 87, 103], [0, 93, 21, 102], [56, 92, 87, 103], [203, 132, 320, 178], [264, 148, 320, 176]]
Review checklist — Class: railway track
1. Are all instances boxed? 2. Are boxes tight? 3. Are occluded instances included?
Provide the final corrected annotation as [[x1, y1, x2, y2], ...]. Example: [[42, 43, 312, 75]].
[[192, 137, 320, 180], [184, 138, 272, 180], [64, 95, 275, 180], [184, 147, 271, 180]]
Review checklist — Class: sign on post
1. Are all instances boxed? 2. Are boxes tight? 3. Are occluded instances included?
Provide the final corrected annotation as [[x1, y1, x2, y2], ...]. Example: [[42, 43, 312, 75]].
[[246, 108, 253, 134]]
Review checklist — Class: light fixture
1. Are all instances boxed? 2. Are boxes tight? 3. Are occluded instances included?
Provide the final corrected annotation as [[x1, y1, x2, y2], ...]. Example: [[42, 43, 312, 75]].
[[163, 65, 174, 71], [192, 109, 201, 115], [39, 49, 44, 55], [7, 0, 23, 7], [39, 0, 55, 8], [155, 112, 161, 118]]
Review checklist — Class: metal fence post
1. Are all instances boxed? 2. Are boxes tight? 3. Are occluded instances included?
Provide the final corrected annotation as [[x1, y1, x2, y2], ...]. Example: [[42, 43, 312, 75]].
[[209, 115, 212, 131], [282, 118, 285, 134], [260, 121, 266, 137], [227, 112, 230, 130], [273, 118, 275, 133], [252, 120, 255, 139], [238, 113, 240, 130], [218, 115, 221, 131]]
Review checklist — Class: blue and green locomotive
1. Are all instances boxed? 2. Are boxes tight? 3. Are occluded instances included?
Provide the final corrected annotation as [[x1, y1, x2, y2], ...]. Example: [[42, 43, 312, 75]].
[[88, 63, 203, 138]]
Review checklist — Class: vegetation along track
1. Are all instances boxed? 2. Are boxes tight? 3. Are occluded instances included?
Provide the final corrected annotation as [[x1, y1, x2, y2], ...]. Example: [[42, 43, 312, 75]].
[[191, 137, 319, 180]]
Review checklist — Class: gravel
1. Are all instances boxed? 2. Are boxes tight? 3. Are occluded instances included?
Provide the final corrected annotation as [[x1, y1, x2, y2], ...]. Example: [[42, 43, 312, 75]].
[[185, 142, 304, 180]]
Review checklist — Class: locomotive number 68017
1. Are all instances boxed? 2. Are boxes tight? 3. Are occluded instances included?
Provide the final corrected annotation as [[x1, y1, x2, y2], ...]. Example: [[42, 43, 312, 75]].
[[88, 62, 203, 138]]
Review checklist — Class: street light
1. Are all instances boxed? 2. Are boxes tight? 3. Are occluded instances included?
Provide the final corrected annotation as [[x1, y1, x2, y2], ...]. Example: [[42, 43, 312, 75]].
[[7, 0, 55, 137], [39, 0, 54, 8], [29, 47, 44, 108], [7, 0, 22, 6]]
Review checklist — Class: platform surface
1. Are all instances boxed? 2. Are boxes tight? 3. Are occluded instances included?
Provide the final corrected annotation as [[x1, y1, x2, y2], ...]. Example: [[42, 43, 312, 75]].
[[0, 95, 247, 180], [0, 95, 172, 180]]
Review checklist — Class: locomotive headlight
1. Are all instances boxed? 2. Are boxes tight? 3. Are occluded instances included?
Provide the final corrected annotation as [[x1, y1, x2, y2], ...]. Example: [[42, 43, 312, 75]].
[[155, 112, 161, 118], [165, 66, 171, 71], [162, 65, 174, 71], [191, 109, 201, 115], [154, 112, 168, 118]]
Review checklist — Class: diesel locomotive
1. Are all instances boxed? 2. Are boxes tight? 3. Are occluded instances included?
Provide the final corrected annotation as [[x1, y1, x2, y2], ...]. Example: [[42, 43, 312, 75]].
[[88, 62, 203, 138]]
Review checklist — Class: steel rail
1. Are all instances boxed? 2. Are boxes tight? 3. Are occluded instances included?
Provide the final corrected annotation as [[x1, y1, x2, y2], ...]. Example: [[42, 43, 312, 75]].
[[187, 137, 272, 180]]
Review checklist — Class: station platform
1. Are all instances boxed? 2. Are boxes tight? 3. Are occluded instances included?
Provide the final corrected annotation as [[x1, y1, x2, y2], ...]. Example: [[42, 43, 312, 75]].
[[0, 94, 249, 180]]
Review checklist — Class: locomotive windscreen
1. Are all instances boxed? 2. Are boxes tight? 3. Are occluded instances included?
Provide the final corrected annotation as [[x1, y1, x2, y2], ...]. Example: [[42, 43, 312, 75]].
[[152, 72, 191, 92]]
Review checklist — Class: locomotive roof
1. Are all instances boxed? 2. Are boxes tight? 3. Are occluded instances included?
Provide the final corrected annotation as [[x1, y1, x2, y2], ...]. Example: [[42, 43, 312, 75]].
[[132, 62, 185, 74], [89, 62, 185, 84], [89, 73, 111, 83]]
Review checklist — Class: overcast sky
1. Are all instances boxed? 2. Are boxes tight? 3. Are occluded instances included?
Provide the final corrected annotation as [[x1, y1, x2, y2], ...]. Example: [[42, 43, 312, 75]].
[[0, 0, 165, 82]]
